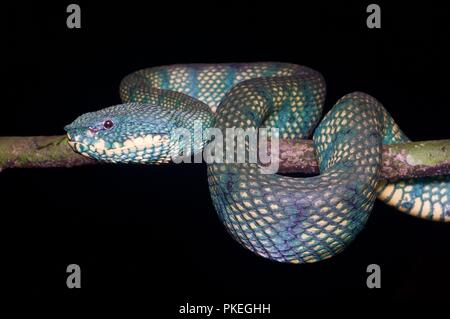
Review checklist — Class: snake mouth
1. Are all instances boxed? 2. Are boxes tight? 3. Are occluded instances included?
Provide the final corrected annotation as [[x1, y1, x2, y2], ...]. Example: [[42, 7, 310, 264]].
[[103, 134, 171, 153], [67, 140, 83, 147], [67, 140, 92, 156], [67, 133, 173, 163]]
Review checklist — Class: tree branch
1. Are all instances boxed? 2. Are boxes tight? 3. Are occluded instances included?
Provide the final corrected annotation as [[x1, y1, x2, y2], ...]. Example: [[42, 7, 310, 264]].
[[0, 136, 95, 171], [0, 135, 449, 180], [276, 139, 450, 180]]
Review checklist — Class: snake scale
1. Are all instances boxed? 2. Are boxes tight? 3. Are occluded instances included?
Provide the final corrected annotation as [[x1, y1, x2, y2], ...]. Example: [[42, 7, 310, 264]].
[[65, 62, 449, 264]]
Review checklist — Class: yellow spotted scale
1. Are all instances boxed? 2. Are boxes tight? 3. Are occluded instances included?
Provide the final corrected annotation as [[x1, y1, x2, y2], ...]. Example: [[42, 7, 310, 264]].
[[65, 63, 449, 264]]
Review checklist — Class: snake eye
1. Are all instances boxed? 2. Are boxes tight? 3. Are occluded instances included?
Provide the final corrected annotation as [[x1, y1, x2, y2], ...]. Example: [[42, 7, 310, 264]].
[[103, 120, 114, 129]]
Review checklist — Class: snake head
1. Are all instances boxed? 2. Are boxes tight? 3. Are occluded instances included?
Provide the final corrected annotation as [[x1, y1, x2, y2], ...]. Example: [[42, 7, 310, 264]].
[[64, 103, 181, 164]]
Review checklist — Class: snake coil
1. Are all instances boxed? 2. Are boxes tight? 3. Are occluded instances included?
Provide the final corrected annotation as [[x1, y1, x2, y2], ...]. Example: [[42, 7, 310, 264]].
[[65, 63, 449, 264]]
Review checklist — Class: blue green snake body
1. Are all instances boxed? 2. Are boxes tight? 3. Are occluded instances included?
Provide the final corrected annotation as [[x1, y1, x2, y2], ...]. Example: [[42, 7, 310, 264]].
[[65, 63, 449, 263]]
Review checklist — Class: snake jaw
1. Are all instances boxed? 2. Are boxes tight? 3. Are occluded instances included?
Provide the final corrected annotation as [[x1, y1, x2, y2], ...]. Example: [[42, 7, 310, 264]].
[[66, 125, 175, 164], [67, 140, 93, 158]]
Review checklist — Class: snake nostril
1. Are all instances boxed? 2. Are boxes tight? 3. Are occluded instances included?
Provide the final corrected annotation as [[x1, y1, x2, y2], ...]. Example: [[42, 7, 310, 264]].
[[88, 127, 98, 134]]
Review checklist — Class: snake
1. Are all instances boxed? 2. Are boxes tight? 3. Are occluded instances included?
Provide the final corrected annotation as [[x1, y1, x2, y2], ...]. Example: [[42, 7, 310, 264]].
[[64, 62, 450, 264]]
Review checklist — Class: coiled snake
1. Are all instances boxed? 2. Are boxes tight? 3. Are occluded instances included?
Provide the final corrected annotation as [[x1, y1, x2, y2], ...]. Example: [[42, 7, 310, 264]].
[[65, 63, 449, 264]]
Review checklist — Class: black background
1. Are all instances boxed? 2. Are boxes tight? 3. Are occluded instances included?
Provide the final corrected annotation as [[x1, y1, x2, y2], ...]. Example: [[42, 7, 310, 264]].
[[4, 0, 450, 313]]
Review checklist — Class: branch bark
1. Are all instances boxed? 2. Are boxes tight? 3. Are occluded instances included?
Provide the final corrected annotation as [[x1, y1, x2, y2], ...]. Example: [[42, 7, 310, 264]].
[[276, 139, 450, 180], [0, 135, 449, 180], [0, 136, 95, 171]]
